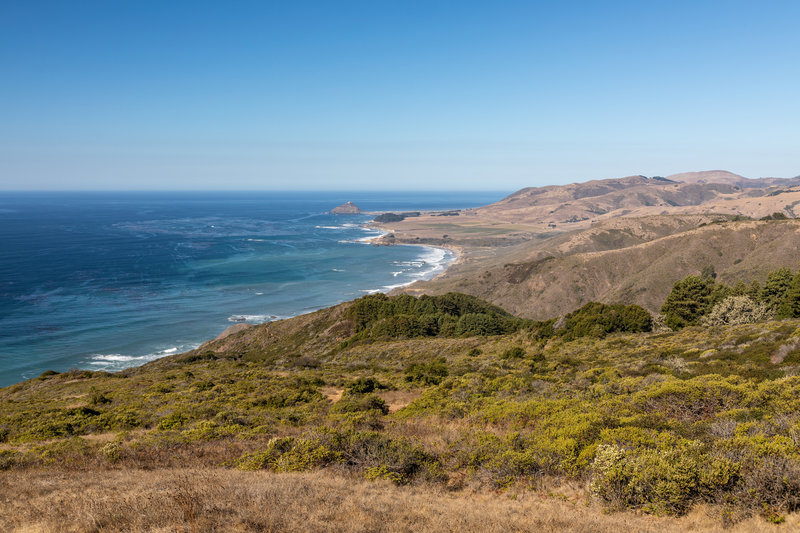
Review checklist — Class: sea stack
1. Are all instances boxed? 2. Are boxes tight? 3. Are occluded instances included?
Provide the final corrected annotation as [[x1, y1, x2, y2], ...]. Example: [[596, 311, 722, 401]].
[[330, 201, 363, 214]]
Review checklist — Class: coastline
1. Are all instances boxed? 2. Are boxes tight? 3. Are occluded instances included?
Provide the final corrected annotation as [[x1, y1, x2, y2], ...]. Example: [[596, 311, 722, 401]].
[[363, 220, 465, 283], [196, 232, 460, 351], [1, 203, 482, 388]]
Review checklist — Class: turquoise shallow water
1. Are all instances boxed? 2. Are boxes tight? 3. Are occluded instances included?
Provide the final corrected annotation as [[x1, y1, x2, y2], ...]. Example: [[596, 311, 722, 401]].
[[0, 191, 503, 386]]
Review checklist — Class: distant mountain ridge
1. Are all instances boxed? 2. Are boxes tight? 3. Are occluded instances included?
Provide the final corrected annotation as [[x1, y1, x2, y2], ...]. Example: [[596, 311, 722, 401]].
[[475, 170, 800, 226]]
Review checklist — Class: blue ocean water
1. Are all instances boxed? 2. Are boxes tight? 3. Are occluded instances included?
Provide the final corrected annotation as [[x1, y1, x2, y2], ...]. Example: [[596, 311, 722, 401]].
[[0, 191, 503, 387]]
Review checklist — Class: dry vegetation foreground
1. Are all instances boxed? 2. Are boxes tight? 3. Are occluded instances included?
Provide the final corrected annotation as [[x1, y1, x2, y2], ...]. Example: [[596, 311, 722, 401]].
[[2, 468, 796, 532]]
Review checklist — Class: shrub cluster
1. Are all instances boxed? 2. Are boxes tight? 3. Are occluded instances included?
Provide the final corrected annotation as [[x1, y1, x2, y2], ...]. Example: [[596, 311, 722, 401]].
[[661, 267, 800, 329], [235, 428, 441, 485], [557, 302, 652, 340], [347, 293, 528, 340]]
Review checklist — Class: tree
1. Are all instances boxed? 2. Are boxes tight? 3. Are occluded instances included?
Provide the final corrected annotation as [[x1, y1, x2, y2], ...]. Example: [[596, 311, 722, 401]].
[[660, 276, 727, 329], [761, 268, 794, 313], [777, 272, 800, 319], [730, 280, 761, 301]]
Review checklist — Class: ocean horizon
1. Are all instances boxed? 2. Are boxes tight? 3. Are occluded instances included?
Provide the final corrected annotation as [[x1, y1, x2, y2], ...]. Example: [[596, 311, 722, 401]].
[[0, 190, 504, 387]]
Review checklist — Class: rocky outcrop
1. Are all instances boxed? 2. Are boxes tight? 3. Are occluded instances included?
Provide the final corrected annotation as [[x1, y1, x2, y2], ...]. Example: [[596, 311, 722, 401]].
[[330, 202, 363, 214]]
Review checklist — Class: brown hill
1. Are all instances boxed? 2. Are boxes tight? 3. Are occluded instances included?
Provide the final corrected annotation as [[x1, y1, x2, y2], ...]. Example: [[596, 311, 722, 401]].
[[472, 172, 800, 228], [667, 169, 800, 188], [411, 219, 800, 320]]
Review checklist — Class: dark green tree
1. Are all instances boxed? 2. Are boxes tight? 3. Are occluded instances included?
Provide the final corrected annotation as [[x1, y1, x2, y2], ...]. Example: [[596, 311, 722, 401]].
[[661, 276, 728, 329], [777, 272, 800, 318], [761, 268, 794, 313]]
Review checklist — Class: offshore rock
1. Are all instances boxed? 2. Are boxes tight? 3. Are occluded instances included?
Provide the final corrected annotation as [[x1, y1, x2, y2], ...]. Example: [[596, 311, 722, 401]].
[[330, 201, 363, 214]]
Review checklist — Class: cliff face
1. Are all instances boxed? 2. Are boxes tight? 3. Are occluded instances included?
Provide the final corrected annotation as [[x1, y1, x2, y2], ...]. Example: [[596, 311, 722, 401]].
[[330, 201, 363, 214]]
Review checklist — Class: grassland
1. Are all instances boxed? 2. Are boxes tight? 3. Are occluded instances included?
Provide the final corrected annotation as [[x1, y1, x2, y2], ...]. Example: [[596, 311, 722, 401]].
[[4, 292, 800, 530]]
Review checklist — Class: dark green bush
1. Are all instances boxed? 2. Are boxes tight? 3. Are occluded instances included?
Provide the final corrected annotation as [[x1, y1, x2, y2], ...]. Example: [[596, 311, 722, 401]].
[[560, 302, 652, 340], [345, 377, 386, 394], [500, 347, 526, 359], [88, 387, 111, 405], [404, 358, 449, 385], [346, 292, 527, 340]]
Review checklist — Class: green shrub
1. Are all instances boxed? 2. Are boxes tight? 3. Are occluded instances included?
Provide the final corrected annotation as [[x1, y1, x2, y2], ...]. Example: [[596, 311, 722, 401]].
[[590, 443, 739, 515], [345, 377, 386, 394], [364, 464, 406, 484], [254, 386, 325, 409], [404, 358, 449, 385], [101, 441, 122, 463], [0, 449, 20, 470], [560, 302, 652, 340], [88, 387, 111, 405], [331, 392, 389, 415], [235, 436, 342, 472], [192, 380, 215, 391], [346, 292, 526, 340], [341, 430, 440, 482], [157, 412, 188, 431], [500, 347, 526, 359]]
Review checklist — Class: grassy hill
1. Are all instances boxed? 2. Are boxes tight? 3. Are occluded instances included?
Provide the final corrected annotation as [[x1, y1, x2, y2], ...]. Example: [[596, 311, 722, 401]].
[[4, 292, 800, 530]]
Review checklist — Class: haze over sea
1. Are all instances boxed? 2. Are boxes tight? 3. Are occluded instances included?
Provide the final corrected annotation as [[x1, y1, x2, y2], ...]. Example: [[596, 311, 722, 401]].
[[0, 191, 502, 387]]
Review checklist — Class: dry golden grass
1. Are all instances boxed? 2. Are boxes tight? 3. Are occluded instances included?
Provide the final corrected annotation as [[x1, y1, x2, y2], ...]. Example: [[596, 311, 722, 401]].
[[1, 468, 797, 532]]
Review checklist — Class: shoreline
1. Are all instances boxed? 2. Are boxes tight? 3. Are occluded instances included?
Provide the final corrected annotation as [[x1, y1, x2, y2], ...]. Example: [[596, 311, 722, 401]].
[[13, 221, 462, 385], [3, 212, 469, 388], [363, 221, 464, 287]]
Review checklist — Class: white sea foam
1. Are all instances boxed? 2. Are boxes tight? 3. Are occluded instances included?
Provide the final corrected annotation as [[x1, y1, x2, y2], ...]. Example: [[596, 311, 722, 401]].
[[381, 283, 410, 291], [409, 247, 453, 280], [86, 344, 199, 371], [331, 268, 345, 272], [227, 314, 282, 323], [90, 354, 140, 363], [356, 246, 456, 295]]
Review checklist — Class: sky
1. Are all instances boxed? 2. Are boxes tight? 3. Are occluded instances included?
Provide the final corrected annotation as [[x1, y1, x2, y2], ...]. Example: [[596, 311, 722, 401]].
[[0, 0, 798, 191]]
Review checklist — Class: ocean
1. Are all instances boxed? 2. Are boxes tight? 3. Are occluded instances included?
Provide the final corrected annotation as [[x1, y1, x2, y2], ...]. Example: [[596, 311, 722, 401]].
[[0, 191, 504, 387]]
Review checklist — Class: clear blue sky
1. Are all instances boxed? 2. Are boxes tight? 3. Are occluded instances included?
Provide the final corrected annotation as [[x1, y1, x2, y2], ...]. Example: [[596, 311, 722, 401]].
[[1, 1, 798, 191]]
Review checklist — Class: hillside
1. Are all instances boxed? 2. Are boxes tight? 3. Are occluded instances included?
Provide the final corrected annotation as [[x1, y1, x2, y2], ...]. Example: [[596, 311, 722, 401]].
[[413, 219, 800, 319], [4, 290, 800, 530]]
